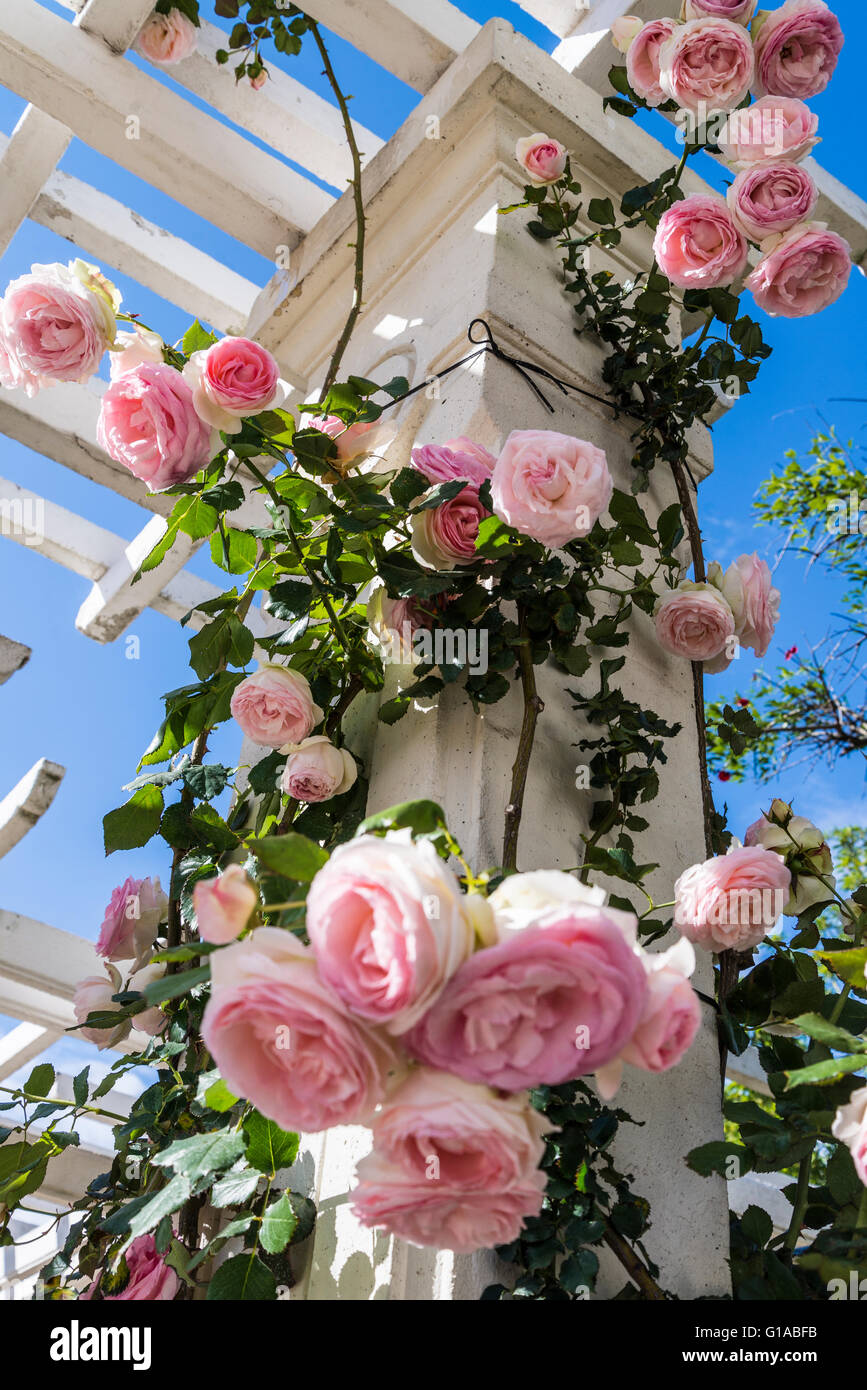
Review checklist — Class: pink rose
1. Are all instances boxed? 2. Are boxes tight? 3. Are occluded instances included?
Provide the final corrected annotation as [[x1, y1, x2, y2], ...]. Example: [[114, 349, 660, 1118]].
[[708, 552, 780, 657], [135, 9, 198, 66], [411, 486, 487, 570], [674, 845, 792, 951], [229, 664, 323, 748], [682, 0, 757, 20], [1, 260, 119, 395], [746, 221, 851, 318], [280, 735, 357, 803], [105, 1235, 179, 1301], [307, 415, 380, 467], [627, 18, 679, 106], [411, 443, 492, 489], [405, 904, 648, 1090], [305, 830, 475, 1034], [73, 966, 131, 1050], [491, 429, 612, 548], [109, 326, 164, 380], [753, 0, 844, 100], [717, 96, 820, 169], [515, 134, 568, 186], [832, 1087, 867, 1188], [96, 875, 167, 965], [193, 864, 258, 944], [130, 961, 169, 1037], [351, 1069, 551, 1253], [658, 18, 755, 113], [596, 938, 701, 1098], [366, 586, 445, 662], [444, 436, 497, 470], [202, 927, 400, 1132], [97, 362, 212, 491], [654, 581, 736, 662], [611, 17, 644, 54], [182, 336, 286, 435], [727, 162, 817, 243], [653, 194, 748, 289]]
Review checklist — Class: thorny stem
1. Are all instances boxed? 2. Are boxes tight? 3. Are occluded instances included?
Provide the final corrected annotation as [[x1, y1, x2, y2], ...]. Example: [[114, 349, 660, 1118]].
[[307, 18, 366, 399], [0, 1087, 127, 1124], [502, 615, 544, 872], [602, 1220, 667, 1301]]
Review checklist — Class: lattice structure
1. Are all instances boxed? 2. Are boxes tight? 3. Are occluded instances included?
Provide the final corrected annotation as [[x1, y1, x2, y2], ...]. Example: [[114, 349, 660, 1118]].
[[0, 0, 865, 1299]]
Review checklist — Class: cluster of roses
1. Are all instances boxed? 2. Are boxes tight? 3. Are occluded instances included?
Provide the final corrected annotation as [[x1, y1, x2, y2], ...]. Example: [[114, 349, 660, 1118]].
[[615, 0, 850, 318], [186, 843, 703, 1252], [654, 550, 781, 673]]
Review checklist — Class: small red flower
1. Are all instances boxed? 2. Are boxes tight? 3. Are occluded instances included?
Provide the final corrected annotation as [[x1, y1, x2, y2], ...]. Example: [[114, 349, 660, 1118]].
[[784, 646, 798, 660], [718, 771, 732, 782], [736, 698, 750, 708]]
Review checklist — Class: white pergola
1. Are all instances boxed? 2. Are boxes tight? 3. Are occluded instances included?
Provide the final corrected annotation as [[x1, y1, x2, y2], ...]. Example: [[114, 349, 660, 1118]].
[[0, 0, 864, 1299]]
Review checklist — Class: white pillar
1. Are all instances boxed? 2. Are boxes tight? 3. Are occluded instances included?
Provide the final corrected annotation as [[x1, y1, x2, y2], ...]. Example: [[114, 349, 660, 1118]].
[[252, 20, 730, 1300]]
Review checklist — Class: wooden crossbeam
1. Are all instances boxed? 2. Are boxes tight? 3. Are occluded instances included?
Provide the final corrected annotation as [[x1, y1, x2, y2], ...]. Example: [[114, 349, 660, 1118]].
[[0, 760, 66, 861], [0, 2, 332, 259], [301, 0, 479, 92]]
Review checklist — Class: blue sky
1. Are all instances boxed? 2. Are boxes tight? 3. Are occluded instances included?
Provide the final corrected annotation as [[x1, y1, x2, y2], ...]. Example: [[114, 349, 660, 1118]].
[[0, 0, 865, 1064]]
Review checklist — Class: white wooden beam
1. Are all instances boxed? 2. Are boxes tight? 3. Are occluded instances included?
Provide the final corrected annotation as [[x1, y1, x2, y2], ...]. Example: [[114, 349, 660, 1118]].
[[0, 636, 31, 686], [0, 2, 333, 258], [0, 1022, 62, 1083], [74, 0, 157, 54], [0, 108, 71, 258], [300, 0, 479, 92], [0, 474, 122, 578], [75, 514, 200, 643], [0, 760, 66, 861], [727, 1046, 772, 1099]]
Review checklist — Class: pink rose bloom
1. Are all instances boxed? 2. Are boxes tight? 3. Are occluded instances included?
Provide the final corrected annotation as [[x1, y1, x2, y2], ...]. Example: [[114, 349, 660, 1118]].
[[366, 586, 445, 662], [445, 435, 497, 469], [658, 18, 755, 113], [229, 664, 323, 748], [654, 581, 736, 662], [708, 552, 780, 657], [193, 864, 258, 944], [682, 0, 757, 20], [280, 735, 357, 803], [135, 9, 198, 66], [753, 0, 844, 100], [109, 326, 164, 380], [96, 875, 167, 964], [717, 96, 820, 170], [306, 415, 380, 467], [0, 260, 118, 395], [131, 961, 169, 1038], [182, 336, 286, 435], [596, 938, 701, 1098], [202, 927, 399, 1132], [305, 829, 475, 1034], [351, 1069, 551, 1253], [653, 195, 748, 289], [105, 1235, 179, 1301], [73, 966, 131, 1050], [411, 486, 487, 570], [491, 429, 612, 548], [627, 18, 678, 106], [515, 134, 568, 186], [611, 17, 643, 53], [674, 845, 792, 951], [405, 905, 648, 1090], [727, 162, 817, 243], [746, 221, 851, 318], [97, 361, 212, 491], [832, 1087, 867, 1188], [411, 443, 492, 489]]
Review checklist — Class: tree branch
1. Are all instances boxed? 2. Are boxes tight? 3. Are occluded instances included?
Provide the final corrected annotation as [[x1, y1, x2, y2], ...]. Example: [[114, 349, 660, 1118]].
[[502, 617, 544, 872]]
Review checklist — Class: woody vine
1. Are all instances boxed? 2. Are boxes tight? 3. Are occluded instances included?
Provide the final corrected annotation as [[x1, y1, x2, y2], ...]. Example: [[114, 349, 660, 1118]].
[[0, 0, 865, 1304]]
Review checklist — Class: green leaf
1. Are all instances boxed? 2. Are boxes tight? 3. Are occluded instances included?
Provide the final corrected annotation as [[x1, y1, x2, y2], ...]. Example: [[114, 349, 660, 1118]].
[[211, 1164, 260, 1208], [182, 320, 218, 356], [207, 1252, 276, 1301], [817, 947, 867, 990], [359, 799, 448, 843], [0, 1140, 51, 1205], [784, 1054, 866, 1089], [390, 468, 428, 509], [685, 1141, 752, 1178], [23, 1063, 55, 1098], [140, 964, 210, 1006], [587, 197, 615, 226], [608, 490, 654, 543], [790, 1013, 867, 1053], [72, 1067, 89, 1108], [152, 1129, 247, 1180], [244, 1112, 300, 1176], [117, 1174, 192, 1247], [184, 763, 232, 801], [739, 1204, 773, 1247], [260, 1192, 299, 1254], [247, 832, 328, 882], [210, 527, 258, 575], [103, 786, 164, 854], [203, 1078, 239, 1114]]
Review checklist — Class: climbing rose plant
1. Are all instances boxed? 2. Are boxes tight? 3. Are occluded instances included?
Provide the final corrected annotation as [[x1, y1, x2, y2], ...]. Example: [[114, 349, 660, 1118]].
[[0, 0, 864, 1304]]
